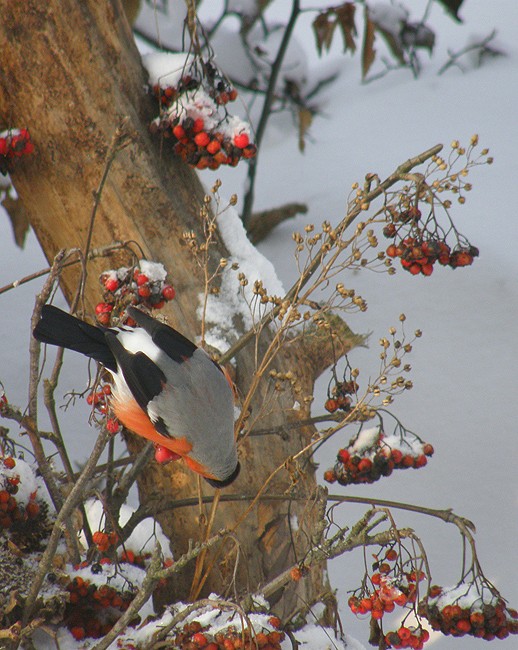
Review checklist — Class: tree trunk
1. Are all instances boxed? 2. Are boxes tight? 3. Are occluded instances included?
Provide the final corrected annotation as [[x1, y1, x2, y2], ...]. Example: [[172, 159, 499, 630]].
[[0, 0, 359, 621]]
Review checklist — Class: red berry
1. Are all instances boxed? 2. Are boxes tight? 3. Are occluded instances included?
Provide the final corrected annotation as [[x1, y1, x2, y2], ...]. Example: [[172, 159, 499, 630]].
[[70, 627, 85, 641], [172, 124, 185, 139], [456, 619, 471, 633], [106, 418, 120, 434], [371, 573, 382, 585], [162, 285, 176, 301], [323, 469, 336, 483], [398, 626, 412, 640], [105, 278, 118, 292], [234, 133, 249, 149], [338, 448, 350, 463], [415, 454, 427, 468], [325, 398, 339, 413], [423, 443, 434, 456], [242, 144, 257, 159], [3, 457, 16, 469], [26, 501, 40, 518], [193, 118, 205, 133], [290, 567, 302, 581], [136, 273, 149, 286], [206, 140, 221, 155], [268, 616, 282, 629], [138, 285, 151, 298], [421, 263, 434, 276], [194, 132, 210, 147], [358, 457, 372, 472], [96, 312, 111, 326], [229, 88, 238, 101], [408, 263, 421, 275], [192, 632, 208, 646], [385, 548, 398, 561], [391, 449, 403, 463], [154, 445, 181, 464], [386, 244, 398, 258], [95, 302, 113, 314]]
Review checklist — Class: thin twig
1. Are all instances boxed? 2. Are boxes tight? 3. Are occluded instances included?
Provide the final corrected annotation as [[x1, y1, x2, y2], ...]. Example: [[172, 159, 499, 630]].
[[221, 144, 443, 365], [241, 0, 301, 227], [0, 242, 139, 297], [80, 119, 131, 301]]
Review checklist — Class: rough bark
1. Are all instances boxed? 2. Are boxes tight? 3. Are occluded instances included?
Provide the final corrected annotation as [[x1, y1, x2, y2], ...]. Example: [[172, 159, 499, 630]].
[[0, 0, 359, 620]]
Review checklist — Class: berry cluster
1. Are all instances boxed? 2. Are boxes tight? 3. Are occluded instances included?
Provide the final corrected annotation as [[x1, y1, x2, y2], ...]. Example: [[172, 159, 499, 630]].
[[349, 550, 425, 616], [146, 54, 256, 170], [86, 381, 121, 434], [65, 576, 135, 640], [420, 583, 518, 641], [92, 530, 119, 553], [348, 547, 429, 647], [0, 128, 34, 175], [384, 626, 430, 649], [385, 232, 479, 276], [0, 456, 45, 538], [173, 620, 285, 650], [324, 425, 434, 486], [324, 380, 358, 414], [96, 260, 176, 327]]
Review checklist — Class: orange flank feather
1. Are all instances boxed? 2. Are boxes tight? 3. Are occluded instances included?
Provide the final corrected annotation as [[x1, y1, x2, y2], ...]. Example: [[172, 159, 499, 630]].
[[112, 396, 219, 480]]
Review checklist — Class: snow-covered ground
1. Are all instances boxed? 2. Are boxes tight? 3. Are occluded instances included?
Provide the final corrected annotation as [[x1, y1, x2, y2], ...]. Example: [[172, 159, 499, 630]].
[[1, 1, 517, 648]]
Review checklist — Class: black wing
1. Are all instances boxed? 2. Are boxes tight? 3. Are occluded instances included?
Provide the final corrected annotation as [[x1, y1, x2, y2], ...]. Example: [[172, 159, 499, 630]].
[[127, 306, 197, 363], [104, 331, 166, 412]]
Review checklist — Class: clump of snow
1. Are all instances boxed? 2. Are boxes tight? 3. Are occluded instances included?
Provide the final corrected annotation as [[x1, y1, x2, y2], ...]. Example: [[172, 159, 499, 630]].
[[68, 558, 147, 592], [142, 52, 195, 88], [431, 582, 498, 611], [382, 433, 426, 456], [201, 203, 285, 350], [350, 426, 380, 453], [370, 3, 409, 36], [82, 499, 171, 556], [138, 259, 168, 283], [294, 623, 364, 649], [0, 455, 50, 507]]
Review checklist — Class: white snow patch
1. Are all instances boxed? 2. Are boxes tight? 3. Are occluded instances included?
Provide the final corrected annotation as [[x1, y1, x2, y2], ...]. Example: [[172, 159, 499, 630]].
[[350, 426, 380, 453], [81, 499, 172, 557], [370, 3, 409, 36], [142, 52, 194, 88], [0, 455, 51, 507], [201, 203, 285, 350], [294, 623, 364, 649]]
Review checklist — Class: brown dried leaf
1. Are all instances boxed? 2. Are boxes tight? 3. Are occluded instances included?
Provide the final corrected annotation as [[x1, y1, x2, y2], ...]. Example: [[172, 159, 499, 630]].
[[374, 24, 405, 64], [298, 108, 313, 153], [335, 3, 357, 53], [312, 12, 337, 56], [362, 10, 376, 79], [435, 0, 464, 22]]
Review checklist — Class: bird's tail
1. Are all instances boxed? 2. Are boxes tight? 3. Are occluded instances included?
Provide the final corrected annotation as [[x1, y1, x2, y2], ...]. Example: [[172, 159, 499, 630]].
[[33, 305, 117, 370]]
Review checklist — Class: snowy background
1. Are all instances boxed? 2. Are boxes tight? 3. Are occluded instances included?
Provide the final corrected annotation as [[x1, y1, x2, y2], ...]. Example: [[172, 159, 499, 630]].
[[1, 0, 517, 648]]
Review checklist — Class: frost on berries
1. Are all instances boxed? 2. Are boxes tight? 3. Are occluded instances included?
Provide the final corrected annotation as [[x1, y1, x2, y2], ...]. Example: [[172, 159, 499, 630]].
[[143, 52, 257, 170], [419, 581, 518, 642], [0, 128, 34, 175], [0, 454, 50, 550], [96, 259, 176, 327], [324, 419, 434, 486]]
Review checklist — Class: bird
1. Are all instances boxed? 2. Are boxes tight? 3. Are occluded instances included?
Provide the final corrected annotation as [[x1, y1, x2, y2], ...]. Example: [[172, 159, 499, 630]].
[[33, 304, 240, 487]]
